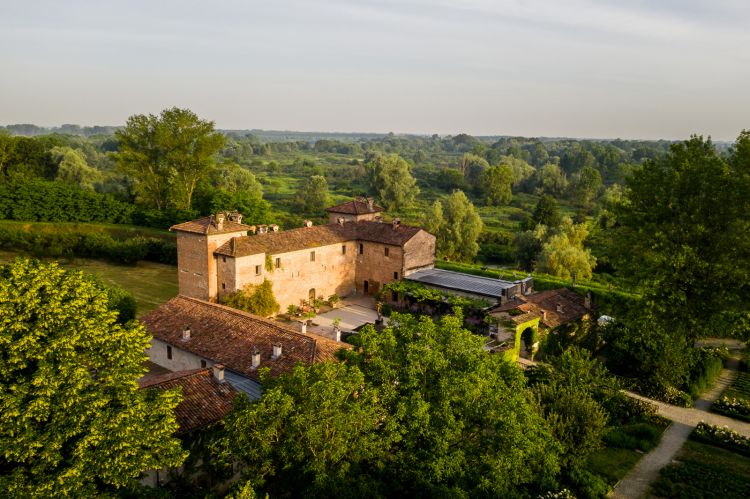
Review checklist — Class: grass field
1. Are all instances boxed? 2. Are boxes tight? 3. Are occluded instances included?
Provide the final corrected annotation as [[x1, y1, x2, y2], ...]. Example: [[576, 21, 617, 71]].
[[0, 249, 177, 316], [0, 219, 174, 240], [651, 439, 750, 498]]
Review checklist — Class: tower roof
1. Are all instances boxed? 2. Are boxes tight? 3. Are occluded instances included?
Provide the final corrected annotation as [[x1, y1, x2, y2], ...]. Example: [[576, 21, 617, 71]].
[[170, 215, 254, 235], [326, 197, 383, 215]]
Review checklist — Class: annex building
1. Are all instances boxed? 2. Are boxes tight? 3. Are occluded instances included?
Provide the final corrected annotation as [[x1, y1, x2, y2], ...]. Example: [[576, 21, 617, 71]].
[[170, 198, 436, 311]]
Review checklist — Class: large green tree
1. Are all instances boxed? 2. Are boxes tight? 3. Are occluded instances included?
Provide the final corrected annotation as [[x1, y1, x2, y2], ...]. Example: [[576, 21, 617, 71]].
[[614, 133, 750, 340], [295, 175, 329, 214], [50, 146, 100, 190], [115, 107, 224, 210], [0, 259, 186, 497], [535, 217, 596, 280], [364, 153, 419, 211], [481, 163, 513, 206], [430, 190, 484, 261], [570, 164, 602, 208]]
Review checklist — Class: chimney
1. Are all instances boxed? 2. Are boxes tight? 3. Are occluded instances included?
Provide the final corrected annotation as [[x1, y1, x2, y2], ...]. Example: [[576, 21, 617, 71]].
[[300, 321, 307, 335], [374, 215, 383, 222], [367, 197, 374, 211], [337, 217, 345, 226], [270, 224, 279, 232], [257, 224, 268, 234], [541, 310, 547, 322], [212, 364, 225, 383], [556, 303, 564, 313], [272, 344, 282, 360], [584, 291, 592, 310], [303, 220, 313, 228], [230, 212, 243, 224], [335, 329, 341, 342], [216, 213, 225, 230], [392, 218, 401, 230], [181, 326, 191, 341], [251, 349, 261, 369]]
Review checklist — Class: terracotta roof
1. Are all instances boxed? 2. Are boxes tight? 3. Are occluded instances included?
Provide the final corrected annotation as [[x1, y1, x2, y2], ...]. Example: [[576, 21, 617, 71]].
[[326, 198, 383, 215], [139, 369, 238, 434], [491, 288, 590, 328], [141, 296, 350, 380], [170, 215, 254, 235], [215, 221, 424, 258]]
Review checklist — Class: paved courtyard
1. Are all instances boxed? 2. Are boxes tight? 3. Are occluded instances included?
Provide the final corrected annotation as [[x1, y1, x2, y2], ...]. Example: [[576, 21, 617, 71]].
[[307, 296, 387, 340]]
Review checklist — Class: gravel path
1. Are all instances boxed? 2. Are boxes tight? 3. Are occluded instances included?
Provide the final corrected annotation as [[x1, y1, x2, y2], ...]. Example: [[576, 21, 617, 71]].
[[610, 353, 745, 499]]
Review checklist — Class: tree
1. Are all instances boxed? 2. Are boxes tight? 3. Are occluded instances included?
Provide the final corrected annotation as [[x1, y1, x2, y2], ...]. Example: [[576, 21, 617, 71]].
[[570, 164, 602, 207], [481, 164, 513, 205], [500, 155, 536, 186], [115, 107, 224, 210], [459, 153, 489, 191], [218, 362, 391, 497], [422, 200, 443, 236], [534, 163, 568, 196], [213, 163, 263, 197], [0, 258, 185, 496], [614, 133, 750, 340], [50, 146, 101, 190], [221, 279, 280, 317], [364, 154, 419, 211], [535, 217, 596, 280], [532, 195, 562, 228], [295, 175, 329, 214], [433, 190, 483, 261], [514, 229, 543, 271]]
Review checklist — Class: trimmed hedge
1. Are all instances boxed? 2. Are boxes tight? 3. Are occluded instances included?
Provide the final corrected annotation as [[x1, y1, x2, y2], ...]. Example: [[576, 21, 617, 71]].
[[0, 223, 176, 265]]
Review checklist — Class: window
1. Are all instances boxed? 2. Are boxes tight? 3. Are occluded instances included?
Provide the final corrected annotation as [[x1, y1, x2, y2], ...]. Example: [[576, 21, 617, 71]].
[[342, 245, 346, 255], [255, 265, 261, 275], [394, 271, 399, 279], [222, 256, 226, 263], [359, 243, 364, 255], [222, 283, 226, 290], [167, 345, 172, 360], [275, 257, 281, 269], [201, 360, 207, 368], [384, 247, 389, 257], [310, 251, 316, 262], [309, 288, 316, 301]]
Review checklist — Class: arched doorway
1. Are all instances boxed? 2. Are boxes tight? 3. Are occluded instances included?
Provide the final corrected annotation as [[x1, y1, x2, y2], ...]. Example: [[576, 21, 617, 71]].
[[308, 288, 316, 301], [521, 327, 538, 360]]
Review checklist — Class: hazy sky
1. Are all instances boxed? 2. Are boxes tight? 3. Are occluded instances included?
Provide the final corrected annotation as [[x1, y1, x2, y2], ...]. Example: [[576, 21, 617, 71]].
[[1, 0, 749, 140]]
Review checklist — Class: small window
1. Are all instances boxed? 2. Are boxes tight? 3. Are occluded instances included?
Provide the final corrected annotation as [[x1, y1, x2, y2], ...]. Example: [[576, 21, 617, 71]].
[[275, 257, 281, 269], [200, 360, 207, 368], [342, 245, 346, 255], [222, 256, 226, 263], [394, 271, 398, 279], [255, 265, 261, 275], [222, 283, 226, 290], [167, 345, 172, 360], [359, 243, 364, 255], [310, 251, 316, 262], [384, 247, 389, 257]]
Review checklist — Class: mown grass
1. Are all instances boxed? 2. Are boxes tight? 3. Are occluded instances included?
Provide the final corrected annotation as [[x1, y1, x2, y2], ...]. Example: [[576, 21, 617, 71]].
[[0, 249, 177, 316], [651, 439, 750, 498], [0, 219, 174, 240]]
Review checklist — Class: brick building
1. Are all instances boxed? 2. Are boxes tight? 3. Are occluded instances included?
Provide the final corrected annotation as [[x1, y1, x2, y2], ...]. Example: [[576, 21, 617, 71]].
[[170, 198, 436, 311]]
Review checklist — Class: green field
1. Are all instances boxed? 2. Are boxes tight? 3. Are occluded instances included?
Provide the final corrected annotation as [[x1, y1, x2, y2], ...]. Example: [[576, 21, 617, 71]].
[[0, 250, 177, 316]]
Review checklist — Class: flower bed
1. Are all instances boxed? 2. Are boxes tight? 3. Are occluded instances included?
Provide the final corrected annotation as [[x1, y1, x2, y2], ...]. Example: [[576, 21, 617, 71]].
[[713, 396, 750, 422], [692, 422, 750, 457]]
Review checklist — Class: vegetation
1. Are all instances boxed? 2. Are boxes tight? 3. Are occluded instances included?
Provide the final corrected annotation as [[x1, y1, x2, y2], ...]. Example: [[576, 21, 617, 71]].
[[0, 258, 185, 496], [713, 371, 750, 421], [221, 279, 280, 317]]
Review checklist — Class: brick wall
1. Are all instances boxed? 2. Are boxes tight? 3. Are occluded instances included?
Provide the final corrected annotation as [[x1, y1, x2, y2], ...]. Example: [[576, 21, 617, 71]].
[[355, 241, 404, 295], [403, 230, 436, 276], [175, 230, 247, 301]]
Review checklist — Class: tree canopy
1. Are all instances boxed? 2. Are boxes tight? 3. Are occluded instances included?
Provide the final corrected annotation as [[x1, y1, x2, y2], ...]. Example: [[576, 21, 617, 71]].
[[364, 153, 419, 211], [0, 258, 185, 496], [428, 190, 484, 261]]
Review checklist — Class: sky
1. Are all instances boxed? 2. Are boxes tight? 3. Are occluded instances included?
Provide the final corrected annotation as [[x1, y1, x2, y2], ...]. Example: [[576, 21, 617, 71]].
[[1, 0, 749, 140]]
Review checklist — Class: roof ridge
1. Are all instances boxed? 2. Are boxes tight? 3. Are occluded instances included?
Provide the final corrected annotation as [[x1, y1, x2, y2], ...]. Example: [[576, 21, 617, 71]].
[[139, 368, 210, 388]]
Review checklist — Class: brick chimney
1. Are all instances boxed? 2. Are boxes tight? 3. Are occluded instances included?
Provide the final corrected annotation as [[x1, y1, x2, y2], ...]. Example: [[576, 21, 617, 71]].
[[181, 326, 191, 341], [216, 213, 225, 230], [251, 349, 261, 369], [303, 220, 313, 228], [300, 321, 307, 335], [257, 224, 268, 234], [556, 303, 564, 313], [270, 224, 279, 232], [272, 344, 282, 359], [367, 197, 374, 211], [392, 218, 401, 230], [212, 364, 225, 383], [335, 329, 341, 342], [337, 217, 346, 226]]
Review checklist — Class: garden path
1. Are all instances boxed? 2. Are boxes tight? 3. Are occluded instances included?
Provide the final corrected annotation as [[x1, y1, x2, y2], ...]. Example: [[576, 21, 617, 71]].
[[610, 350, 745, 499]]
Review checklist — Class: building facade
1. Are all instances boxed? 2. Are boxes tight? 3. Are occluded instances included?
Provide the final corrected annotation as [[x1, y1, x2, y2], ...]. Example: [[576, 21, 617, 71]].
[[170, 199, 436, 311]]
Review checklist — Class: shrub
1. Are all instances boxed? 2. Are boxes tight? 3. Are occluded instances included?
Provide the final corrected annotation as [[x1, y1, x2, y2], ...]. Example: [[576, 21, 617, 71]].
[[568, 468, 610, 499], [713, 397, 750, 422], [692, 422, 750, 457], [684, 348, 724, 399], [222, 280, 280, 318], [600, 392, 657, 425], [602, 423, 663, 452]]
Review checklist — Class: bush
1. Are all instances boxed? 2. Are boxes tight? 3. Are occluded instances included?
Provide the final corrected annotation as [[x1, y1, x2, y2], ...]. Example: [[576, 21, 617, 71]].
[[568, 468, 610, 499], [692, 422, 750, 457], [602, 423, 662, 452], [104, 285, 137, 324], [600, 392, 656, 426], [221, 280, 280, 317], [684, 348, 724, 399]]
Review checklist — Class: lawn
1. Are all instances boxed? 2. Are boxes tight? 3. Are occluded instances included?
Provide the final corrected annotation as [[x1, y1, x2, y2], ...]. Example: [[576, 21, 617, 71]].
[[0, 249, 177, 316], [650, 439, 750, 498]]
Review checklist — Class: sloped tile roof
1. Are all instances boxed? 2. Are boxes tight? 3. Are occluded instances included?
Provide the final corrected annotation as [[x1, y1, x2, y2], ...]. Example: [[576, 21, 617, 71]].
[[214, 221, 424, 258], [141, 296, 350, 380], [326, 198, 383, 215], [170, 216, 254, 235], [491, 288, 590, 328], [138, 369, 238, 434]]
